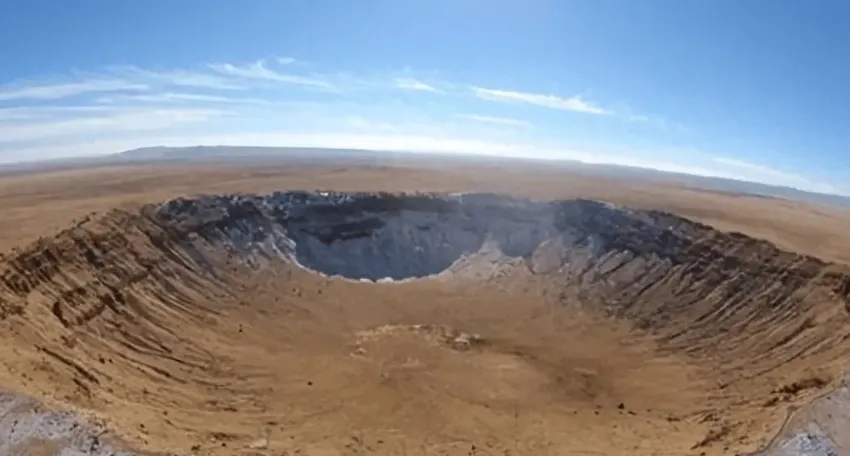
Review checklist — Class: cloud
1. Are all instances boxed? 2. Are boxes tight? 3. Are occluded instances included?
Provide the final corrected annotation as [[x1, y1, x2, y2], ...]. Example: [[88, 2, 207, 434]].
[[208, 60, 330, 88], [109, 66, 245, 90], [458, 114, 532, 128], [470, 87, 611, 115], [394, 78, 440, 93], [100, 92, 267, 105], [711, 157, 839, 194], [626, 113, 689, 132], [343, 116, 397, 131], [0, 108, 222, 143], [0, 108, 41, 120], [0, 105, 134, 124], [1, 105, 119, 115], [0, 79, 148, 101]]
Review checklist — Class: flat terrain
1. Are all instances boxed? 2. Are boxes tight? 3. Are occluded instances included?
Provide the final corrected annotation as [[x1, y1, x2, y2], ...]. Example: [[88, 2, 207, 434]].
[[1, 162, 849, 455]]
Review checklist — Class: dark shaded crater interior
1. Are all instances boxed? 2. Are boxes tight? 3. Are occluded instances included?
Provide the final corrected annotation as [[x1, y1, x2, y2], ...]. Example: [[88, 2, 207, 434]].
[[155, 191, 699, 280]]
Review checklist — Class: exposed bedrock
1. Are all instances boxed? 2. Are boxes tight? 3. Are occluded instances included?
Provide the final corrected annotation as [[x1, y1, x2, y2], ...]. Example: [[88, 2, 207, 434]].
[[0, 391, 131, 456]]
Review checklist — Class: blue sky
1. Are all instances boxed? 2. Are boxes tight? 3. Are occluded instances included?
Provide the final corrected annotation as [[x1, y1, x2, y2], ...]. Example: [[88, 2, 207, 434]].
[[1, 1, 849, 195]]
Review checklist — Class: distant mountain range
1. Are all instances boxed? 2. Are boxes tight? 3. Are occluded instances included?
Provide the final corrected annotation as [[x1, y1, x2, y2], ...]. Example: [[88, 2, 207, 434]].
[[3, 145, 849, 209]]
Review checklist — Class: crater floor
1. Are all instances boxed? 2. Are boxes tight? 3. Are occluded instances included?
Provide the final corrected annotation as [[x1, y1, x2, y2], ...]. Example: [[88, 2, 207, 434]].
[[1, 190, 849, 455]]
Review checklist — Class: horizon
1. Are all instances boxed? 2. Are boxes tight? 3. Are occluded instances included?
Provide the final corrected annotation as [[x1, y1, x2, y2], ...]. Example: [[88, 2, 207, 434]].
[[3, 144, 845, 203], [2, 1, 850, 195]]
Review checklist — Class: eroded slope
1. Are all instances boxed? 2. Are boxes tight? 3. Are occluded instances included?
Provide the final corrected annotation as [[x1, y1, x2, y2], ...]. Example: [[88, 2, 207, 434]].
[[154, 192, 850, 373], [0, 191, 849, 455]]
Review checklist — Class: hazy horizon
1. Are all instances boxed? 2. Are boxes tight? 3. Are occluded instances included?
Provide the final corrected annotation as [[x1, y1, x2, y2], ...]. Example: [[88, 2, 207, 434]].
[[0, 144, 845, 209]]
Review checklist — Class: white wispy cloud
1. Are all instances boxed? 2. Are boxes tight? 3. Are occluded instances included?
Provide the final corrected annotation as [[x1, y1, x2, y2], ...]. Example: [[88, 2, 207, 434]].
[[343, 116, 398, 131], [100, 92, 268, 105], [470, 87, 611, 115], [108, 66, 246, 90], [208, 60, 331, 88], [0, 105, 129, 122], [626, 113, 689, 132], [0, 108, 40, 120], [711, 157, 838, 194], [458, 114, 532, 128], [0, 79, 148, 101], [394, 77, 440, 93], [0, 108, 222, 143]]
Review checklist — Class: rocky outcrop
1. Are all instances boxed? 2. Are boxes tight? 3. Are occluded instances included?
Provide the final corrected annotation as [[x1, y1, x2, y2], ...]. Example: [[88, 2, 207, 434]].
[[0, 391, 132, 456]]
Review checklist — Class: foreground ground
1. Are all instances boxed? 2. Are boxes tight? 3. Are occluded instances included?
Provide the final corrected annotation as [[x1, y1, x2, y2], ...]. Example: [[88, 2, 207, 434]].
[[1, 162, 849, 455]]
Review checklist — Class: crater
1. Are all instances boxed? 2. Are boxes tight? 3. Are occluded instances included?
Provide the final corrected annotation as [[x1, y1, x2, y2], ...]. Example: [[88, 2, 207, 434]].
[[154, 191, 688, 282], [3, 190, 850, 455]]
